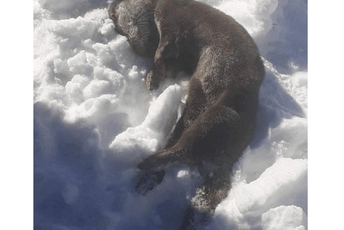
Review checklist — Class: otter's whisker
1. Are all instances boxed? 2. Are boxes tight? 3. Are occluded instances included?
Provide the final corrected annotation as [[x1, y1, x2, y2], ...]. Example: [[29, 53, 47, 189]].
[[136, 18, 155, 24], [136, 11, 155, 24]]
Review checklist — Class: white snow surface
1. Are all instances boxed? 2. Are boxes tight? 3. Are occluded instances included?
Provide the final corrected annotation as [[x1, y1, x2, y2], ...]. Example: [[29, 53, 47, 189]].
[[34, 0, 307, 229]]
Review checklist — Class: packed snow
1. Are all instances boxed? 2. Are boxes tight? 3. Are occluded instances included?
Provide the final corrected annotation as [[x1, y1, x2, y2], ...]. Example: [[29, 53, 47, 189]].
[[33, 0, 308, 229]]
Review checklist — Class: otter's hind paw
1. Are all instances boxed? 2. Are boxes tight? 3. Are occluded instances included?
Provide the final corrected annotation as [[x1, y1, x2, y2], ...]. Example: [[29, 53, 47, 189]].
[[136, 170, 165, 195]]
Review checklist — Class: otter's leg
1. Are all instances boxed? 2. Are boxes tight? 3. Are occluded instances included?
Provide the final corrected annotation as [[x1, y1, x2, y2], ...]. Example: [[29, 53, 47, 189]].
[[145, 31, 183, 91], [138, 96, 249, 171], [166, 78, 207, 148], [179, 164, 232, 230]]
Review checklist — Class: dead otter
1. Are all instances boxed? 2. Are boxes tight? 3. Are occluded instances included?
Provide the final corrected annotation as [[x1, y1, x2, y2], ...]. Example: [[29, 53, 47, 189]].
[[109, 0, 265, 228]]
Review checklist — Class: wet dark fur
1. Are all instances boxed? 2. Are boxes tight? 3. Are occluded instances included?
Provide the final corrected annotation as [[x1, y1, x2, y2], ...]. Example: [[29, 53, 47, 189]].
[[109, 0, 264, 229]]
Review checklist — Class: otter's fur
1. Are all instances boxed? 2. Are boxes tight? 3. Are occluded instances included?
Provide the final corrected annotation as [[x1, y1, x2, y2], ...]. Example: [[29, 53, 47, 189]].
[[109, 0, 264, 228]]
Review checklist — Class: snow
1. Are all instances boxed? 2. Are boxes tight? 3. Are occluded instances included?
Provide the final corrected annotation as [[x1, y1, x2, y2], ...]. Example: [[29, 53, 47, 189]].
[[32, 0, 308, 229]]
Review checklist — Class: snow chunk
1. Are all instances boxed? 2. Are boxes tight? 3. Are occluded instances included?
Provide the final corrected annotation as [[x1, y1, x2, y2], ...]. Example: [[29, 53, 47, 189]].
[[83, 79, 112, 99], [215, 0, 278, 37], [65, 94, 121, 122], [270, 117, 307, 159], [261, 205, 307, 230], [110, 84, 182, 153], [210, 158, 307, 229], [67, 50, 93, 75], [65, 74, 90, 103], [287, 71, 308, 113], [38, 0, 88, 12], [93, 43, 116, 66], [50, 16, 99, 38], [233, 158, 307, 213]]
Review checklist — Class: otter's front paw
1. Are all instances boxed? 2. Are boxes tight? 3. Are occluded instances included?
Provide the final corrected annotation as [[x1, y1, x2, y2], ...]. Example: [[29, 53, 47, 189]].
[[138, 149, 182, 171], [146, 70, 160, 91], [136, 170, 165, 195]]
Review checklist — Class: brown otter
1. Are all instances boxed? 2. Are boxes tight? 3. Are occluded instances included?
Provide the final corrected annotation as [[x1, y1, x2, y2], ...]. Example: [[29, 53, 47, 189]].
[[109, 0, 265, 228]]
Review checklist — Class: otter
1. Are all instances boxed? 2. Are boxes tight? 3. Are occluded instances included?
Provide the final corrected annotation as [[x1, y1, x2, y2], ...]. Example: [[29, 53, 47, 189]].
[[109, 0, 265, 229]]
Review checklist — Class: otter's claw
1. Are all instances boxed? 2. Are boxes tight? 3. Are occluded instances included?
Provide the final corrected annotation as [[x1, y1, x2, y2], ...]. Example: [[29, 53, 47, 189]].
[[146, 70, 160, 91]]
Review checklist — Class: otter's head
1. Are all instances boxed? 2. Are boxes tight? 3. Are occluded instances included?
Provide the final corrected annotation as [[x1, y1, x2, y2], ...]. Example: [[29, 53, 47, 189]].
[[108, 0, 159, 57]]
